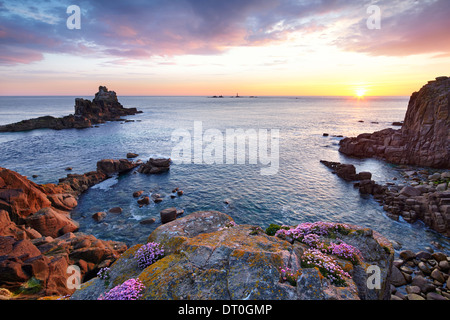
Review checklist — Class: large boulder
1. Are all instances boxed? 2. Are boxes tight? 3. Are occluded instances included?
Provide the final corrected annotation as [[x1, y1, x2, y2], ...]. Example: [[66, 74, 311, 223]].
[[0, 237, 43, 285], [137, 158, 171, 174], [0, 168, 52, 223], [70, 211, 394, 300], [320, 161, 357, 181], [46, 194, 78, 212], [339, 77, 450, 169], [159, 208, 177, 224], [25, 207, 79, 238], [96, 159, 139, 176]]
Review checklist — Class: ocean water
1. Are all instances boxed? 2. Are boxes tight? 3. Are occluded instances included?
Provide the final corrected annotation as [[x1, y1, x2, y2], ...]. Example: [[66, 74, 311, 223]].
[[0, 95, 449, 254]]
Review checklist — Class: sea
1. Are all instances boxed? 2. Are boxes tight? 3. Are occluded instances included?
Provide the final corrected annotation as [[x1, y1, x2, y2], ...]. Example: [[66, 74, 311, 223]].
[[0, 95, 449, 254]]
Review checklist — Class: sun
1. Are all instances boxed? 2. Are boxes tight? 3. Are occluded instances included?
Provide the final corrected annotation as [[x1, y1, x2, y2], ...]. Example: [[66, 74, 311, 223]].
[[355, 88, 367, 98]]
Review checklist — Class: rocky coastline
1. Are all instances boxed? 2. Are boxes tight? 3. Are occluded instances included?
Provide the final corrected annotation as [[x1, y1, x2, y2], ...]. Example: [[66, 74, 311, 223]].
[[323, 78, 450, 237], [0, 158, 139, 298], [0, 155, 178, 299], [0, 86, 142, 132]]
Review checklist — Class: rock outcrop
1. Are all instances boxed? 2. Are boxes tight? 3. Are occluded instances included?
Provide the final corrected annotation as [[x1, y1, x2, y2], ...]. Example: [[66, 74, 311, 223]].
[[0, 86, 142, 132], [320, 160, 372, 182], [339, 77, 450, 169], [137, 158, 171, 174], [70, 211, 394, 300], [0, 159, 138, 297]]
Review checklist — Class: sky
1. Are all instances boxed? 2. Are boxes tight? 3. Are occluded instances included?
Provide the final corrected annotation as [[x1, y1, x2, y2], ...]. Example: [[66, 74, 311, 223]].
[[0, 0, 449, 96]]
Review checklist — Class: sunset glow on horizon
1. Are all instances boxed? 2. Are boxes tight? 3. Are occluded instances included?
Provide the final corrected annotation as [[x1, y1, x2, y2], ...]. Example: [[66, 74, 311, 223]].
[[1, 0, 449, 97]]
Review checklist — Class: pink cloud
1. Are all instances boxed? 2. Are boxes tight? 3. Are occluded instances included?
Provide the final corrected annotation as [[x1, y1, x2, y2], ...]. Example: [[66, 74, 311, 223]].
[[337, 0, 450, 56], [0, 47, 44, 65]]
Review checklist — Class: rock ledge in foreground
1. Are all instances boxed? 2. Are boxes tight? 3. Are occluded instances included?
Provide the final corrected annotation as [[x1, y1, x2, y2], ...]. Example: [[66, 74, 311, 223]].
[[70, 211, 394, 300]]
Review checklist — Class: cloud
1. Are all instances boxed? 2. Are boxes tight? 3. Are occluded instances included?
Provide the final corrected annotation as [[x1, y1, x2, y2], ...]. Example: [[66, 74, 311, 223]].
[[337, 0, 450, 56], [1, 0, 448, 66], [0, 0, 78, 65], [0, 46, 44, 64]]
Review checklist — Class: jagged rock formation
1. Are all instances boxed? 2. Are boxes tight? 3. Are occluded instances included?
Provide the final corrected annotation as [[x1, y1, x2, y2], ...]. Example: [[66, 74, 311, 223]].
[[0, 86, 142, 132], [0, 159, 138, 297], [70, 211, 394, 300], [339, 77, 450, 169], [320, 160, 372, 181]]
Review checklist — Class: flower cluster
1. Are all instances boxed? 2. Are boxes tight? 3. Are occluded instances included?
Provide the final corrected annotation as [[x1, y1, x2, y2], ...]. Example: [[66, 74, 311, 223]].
[[97, 267, 110, 281], [134, 242, 165, 269], [275, 221, 362, 263], [98, 278, 145, 300], [275, 221, 337, 241], [273, 221, 366, 286], [301, 249, 350, 286], [300, 221, 336, 236], [279, 266, 298, 286], [329, 242, 362, 264], [302, 233, 321, 247]]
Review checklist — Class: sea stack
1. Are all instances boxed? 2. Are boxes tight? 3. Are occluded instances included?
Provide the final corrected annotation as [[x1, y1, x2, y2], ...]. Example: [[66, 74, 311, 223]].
[[0, 86, 142, 132], [339, 77, 450, 169]]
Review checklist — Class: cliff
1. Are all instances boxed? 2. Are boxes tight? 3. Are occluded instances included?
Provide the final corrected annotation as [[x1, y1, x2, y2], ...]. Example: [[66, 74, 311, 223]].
[[0, 86, 142, 132], [339, 77, 450, 168], [70, 211, 394, 300]]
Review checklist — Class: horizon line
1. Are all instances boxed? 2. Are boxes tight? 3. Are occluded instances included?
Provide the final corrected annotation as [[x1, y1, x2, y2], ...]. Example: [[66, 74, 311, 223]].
[[0, 94, 410, 98]]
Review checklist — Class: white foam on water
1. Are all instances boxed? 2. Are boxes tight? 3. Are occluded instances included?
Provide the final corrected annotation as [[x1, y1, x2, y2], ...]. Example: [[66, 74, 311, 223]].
[[91, 176, 119, 191]]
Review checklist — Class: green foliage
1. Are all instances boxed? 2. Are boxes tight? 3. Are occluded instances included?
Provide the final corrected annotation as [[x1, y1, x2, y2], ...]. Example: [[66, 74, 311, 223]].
[[279, 267, 298, 286], [265, 224, 282, 236], [432, 179, 449, 186], [335, 225, 352, 235], [17, 277, 42, 295], [249, 226, 264, 235]]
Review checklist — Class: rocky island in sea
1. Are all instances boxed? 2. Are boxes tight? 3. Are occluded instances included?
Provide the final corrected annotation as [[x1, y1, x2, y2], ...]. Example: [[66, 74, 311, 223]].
[[0, 86, 142, 132]]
